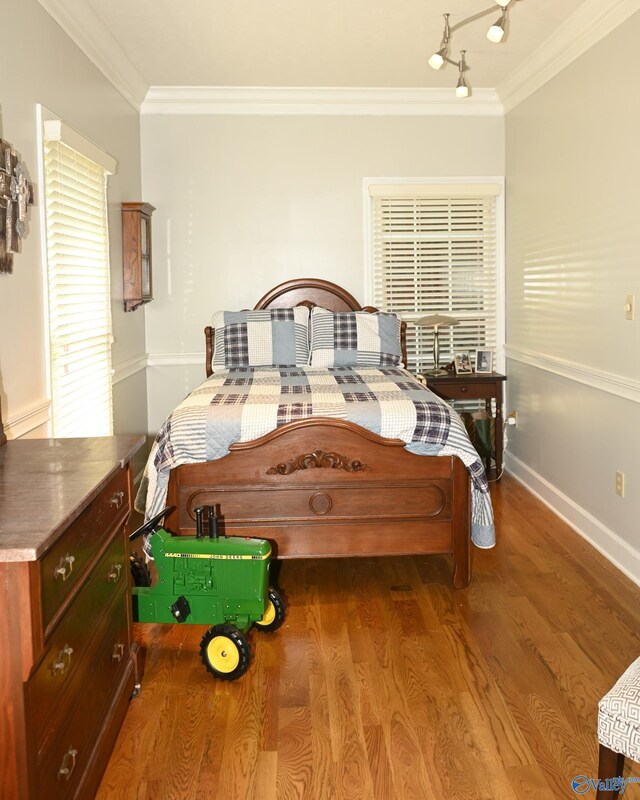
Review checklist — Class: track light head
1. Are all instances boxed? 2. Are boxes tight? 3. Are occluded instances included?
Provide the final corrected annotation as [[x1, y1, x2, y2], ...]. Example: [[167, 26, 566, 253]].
[[487, 10, 507, 43], [455, 51, 469, 98], [455, 78, 469, 98], [429, 13, 451, 69], [428, 49, 446, 70]]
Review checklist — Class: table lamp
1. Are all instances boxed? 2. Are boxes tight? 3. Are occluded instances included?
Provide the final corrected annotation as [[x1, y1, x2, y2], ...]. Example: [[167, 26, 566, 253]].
[[415, 313, 458, 376]]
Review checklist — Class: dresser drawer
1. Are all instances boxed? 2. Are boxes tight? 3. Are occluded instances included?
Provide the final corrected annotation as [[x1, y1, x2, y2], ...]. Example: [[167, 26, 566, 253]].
[[431, 381, 497, 401], [40, 467, 129, 631], [30, 527, 128, 755], [35, 589, 131, 799]]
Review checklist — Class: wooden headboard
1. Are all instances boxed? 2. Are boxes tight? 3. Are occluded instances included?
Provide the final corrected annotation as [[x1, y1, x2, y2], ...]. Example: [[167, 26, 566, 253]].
[[205, 278, 407, 377]]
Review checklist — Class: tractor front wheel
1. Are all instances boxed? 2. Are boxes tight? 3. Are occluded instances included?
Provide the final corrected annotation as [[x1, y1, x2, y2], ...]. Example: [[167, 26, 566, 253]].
[[254, 586, 286, 633], [200, 624, 251, 681]]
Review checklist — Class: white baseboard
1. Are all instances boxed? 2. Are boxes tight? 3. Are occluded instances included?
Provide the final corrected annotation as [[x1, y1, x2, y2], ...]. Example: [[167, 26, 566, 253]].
[[505, 452, 640, 588]]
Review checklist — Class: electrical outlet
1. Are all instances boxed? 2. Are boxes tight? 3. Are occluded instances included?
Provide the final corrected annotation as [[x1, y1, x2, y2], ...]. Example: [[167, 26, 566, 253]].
[[615, 470, 625, 498], [507, 411, 518, 427], [625, 295, 635, 321]]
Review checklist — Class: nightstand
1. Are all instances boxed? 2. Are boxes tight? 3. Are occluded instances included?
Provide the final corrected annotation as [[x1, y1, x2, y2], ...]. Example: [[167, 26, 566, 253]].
[[424, 371, 507, 479]]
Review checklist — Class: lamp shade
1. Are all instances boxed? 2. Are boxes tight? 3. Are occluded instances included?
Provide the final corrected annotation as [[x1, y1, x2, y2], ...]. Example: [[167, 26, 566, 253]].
[[415, 313, 458, 328]]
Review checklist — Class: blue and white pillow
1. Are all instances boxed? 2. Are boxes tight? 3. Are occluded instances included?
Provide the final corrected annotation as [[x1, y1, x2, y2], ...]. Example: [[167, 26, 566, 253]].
[[211, 307, 309, 369], [309, 306, 403, 368]]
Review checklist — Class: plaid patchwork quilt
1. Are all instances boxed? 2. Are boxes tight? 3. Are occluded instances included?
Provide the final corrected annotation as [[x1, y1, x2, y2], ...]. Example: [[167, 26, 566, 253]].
[[136, 367, 495, 549]]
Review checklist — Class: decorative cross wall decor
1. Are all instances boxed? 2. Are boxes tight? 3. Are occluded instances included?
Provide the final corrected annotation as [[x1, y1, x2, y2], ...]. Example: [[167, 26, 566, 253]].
[[0, 139, 34, 274]]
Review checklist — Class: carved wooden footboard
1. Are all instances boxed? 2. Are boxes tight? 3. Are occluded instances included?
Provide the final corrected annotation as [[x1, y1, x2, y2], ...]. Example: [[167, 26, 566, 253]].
[[164, 418, 471, 588]]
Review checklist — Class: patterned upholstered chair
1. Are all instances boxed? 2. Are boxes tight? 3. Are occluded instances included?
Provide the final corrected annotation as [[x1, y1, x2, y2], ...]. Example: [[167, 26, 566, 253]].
[[597, 656, 640, 799]]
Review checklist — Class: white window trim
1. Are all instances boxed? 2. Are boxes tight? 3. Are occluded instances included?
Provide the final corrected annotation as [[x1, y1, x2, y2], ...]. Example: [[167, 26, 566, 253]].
[[363, 176, 506, 373]]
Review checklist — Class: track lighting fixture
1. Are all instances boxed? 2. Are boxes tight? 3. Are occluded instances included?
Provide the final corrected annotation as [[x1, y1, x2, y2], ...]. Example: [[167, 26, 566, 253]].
[[427, 1, 519, 97]]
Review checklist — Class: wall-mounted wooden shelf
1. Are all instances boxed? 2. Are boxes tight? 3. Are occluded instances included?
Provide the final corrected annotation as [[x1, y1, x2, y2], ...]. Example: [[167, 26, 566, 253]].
[[122, 202, 155, 312]]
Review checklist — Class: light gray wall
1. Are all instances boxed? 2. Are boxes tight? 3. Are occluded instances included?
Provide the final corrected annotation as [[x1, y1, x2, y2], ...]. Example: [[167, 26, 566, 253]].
[[141, 113, 505, 428], [505, 13, 640, 583], [0, 0, 147, 442]]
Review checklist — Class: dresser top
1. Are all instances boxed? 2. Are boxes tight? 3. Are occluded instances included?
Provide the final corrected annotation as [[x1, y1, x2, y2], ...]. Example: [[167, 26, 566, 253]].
[[0, 435, 145, 562]]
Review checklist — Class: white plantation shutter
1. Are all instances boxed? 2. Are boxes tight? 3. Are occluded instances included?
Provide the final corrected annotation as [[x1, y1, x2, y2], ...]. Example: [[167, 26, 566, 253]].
[[43, 133, 115, 437], [370, 183, 502, 375]]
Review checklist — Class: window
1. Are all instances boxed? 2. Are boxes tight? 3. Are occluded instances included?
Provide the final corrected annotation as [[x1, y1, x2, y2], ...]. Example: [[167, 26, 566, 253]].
[[41, 115, 117, 437], [367, 180, 504, 376]]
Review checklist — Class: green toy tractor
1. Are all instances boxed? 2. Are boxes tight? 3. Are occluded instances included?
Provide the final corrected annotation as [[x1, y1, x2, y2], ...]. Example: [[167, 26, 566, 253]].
[[129, 505, 285, 681]]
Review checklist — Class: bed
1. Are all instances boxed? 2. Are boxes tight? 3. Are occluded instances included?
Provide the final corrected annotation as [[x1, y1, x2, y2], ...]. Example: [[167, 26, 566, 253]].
[[138, 278, 495, 589]]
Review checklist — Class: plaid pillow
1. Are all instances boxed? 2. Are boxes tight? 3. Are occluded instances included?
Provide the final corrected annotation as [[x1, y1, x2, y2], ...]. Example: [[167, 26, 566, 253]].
[[309, 306, 403, 367], [212, 307, 309, 369]]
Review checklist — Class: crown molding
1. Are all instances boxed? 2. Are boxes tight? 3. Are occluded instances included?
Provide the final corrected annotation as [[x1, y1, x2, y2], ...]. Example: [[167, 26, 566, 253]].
[[498, 0, 640, 112], [34, 0, 640, 119], [36, 0, 148, 111], [141, 86, 504, 116]]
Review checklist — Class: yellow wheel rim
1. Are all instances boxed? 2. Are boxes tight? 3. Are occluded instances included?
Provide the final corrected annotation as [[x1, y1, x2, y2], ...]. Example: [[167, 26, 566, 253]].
[[258, 600, 276, 627], [206, 635, 240, 673]]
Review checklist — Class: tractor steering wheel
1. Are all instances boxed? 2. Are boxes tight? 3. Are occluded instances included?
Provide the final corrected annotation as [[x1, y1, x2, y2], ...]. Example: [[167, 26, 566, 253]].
[[129, 506, 176, 541]]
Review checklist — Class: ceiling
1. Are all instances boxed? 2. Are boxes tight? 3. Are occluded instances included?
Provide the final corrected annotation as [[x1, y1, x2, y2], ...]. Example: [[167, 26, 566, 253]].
[[80, 0, 588, 90]]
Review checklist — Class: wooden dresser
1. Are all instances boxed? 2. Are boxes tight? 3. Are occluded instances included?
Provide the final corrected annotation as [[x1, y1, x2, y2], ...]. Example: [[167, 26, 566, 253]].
[[0, 435, 145, 800]]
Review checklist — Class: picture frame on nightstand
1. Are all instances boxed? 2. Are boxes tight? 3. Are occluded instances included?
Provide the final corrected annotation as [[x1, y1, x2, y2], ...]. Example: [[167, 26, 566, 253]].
[[454, 352, 472, 374], [475, 349, 493, 373]]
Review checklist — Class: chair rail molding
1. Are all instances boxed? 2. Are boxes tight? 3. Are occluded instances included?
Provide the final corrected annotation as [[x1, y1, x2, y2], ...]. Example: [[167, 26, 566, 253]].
[[147, 352, 204, 367], [112, 354, 148, 385], [505, 345, 640, 405], [4, 399, 51, 439]]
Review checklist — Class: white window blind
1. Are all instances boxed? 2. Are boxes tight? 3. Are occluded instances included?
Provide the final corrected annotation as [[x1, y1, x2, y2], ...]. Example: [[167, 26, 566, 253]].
[[43, 132, 114, 437], [370, 183, 502, 375]]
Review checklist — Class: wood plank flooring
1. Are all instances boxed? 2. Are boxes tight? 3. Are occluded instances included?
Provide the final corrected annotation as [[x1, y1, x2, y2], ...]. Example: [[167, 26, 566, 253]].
[[97, 475, 640, 799]]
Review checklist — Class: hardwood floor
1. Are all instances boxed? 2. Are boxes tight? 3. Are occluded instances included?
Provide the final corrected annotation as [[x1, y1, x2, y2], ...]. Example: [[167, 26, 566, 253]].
[[97, 475, 640, 799]]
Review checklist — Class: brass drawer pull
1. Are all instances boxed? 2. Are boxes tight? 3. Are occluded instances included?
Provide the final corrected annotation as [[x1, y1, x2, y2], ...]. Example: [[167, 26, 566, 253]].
[[107, 563, 123, 583], [460, 386, 467, 393], [51, 644, 74, 676], [112, 642, 125, 663], [54, 554, 75, 581], [57, 747, 78, 781], [110, 490, 125, 509]]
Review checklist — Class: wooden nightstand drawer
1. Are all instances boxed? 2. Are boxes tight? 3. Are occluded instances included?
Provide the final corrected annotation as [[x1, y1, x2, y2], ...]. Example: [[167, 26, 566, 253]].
[[40, 467, 129, 632], [29, 527, 127, 755], [431, 381, 496, 400]]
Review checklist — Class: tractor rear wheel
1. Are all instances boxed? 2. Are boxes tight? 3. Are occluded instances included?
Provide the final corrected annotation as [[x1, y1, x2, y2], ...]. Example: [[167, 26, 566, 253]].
[[200, 624, 251, 681], [254, 586, 286, 632]]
